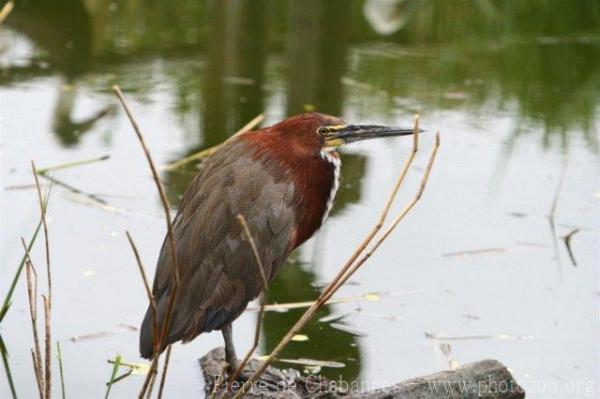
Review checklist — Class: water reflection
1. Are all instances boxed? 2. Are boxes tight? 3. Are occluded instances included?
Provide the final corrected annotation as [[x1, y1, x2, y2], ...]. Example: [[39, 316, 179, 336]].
[[263, 257, 361, 381], [5, 0, 115, 146], [202, 0, 268, 146], [285, 0, 350, 116], [3, 0, 597, 152]]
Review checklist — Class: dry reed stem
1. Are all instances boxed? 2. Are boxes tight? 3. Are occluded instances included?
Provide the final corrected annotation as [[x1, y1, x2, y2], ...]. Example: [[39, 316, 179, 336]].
[[228, 293, 265, 388], [377, 115, 420, 225], [327, 133, 440, 295], [314, 115, 420, 307], [21, 237, 43, 398], [236, 215, 268, 290], [144, 367, 157, 399], [156, 345, 172, 399], [227, 215, 270, 387], [30, 349, 43, 399], [39, 174, 113, 209], [36, 154, 110, 175], [42, 295, 51, 399], [227, 214, 269, 390], [233, 119, 439, 399], [31, 162, 51, 304], [112, 85, 180, 398], [138, 364, 157, 399], [33, 161, 52, 399], [307, 115, 420, 312], [164, 114, 265, 170], [126, 232, 159, 355]]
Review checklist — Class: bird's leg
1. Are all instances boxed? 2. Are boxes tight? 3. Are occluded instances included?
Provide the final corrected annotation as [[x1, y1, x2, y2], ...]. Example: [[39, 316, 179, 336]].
[[222, 323, 238, 376]]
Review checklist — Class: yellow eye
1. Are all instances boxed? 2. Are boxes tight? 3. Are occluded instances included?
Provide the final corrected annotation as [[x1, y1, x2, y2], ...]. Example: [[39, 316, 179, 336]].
[[317, 126, 330, 136]]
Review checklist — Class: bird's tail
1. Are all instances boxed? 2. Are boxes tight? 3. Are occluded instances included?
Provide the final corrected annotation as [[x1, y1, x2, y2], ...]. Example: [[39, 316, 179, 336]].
[[139, 294, 181, 359]]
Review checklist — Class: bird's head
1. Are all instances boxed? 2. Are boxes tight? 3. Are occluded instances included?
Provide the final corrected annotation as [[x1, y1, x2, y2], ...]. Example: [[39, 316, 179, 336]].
[[270, 113, 418, 156]]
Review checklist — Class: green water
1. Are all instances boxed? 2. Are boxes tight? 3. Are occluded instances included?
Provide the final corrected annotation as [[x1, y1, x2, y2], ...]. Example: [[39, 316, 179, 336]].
[[1, 1, 598, 398]]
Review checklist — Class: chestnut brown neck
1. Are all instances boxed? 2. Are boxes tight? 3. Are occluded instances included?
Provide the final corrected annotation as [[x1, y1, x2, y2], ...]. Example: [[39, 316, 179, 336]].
[[240, 130, 339, 250]]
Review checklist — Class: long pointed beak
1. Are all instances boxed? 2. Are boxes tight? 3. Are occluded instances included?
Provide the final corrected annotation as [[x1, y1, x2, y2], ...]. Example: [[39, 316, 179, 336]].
[[324, 124, 423, 147]]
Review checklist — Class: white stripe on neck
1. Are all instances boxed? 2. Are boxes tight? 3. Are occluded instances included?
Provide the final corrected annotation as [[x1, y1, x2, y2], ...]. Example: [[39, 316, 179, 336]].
[[320, 150, 341, 225]]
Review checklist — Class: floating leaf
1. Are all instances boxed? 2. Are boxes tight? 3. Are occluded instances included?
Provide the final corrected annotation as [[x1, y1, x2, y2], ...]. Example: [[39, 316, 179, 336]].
[[318, 311, 353, 323], [105, 354, 122, 399], [425, 332, 533, 341], [442, 248, 508, 258], [291, 334, 309, 342], [130, 363, 150, 375], [329, 323, 367, 337], [303, 365, 321, 374], [276, 358, 345, 368], [107, 359, 149, 375], [71, 324, 137, 342], [246, 292, 385, 313], [364, 293, 380, 302]]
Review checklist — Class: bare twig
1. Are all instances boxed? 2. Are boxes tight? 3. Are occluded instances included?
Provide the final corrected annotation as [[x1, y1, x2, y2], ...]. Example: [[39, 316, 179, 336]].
[[38, 174, 119, 212], [156, 345, 172, 399], [31, 349, 43, 399], [563, 228, 580, 266], [42, 295, 51, 399], [112, 85, 179, 398], [36, 154, 110, 175], [313, 115, 421, 308], [144, 365, 158, 399], [548, 158, 567, 278], [227, 215, 270, 386], [228, 294, 265, 388], [32, 162, 52, 303], [138, 364, 157, 399], [104, 369, 133, 386], [327, 133, 441, 295], [126, 232, 159, 354], [163, 114, 265, 170], [236, 215, 268, 290], [233, 122, 440, 398], [549, 158, 567, 219], [21, 237, 43, 398]]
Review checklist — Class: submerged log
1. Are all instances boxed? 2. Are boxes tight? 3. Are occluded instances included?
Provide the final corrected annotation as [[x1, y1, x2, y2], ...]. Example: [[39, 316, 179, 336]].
[[199, 347, 525, 398]]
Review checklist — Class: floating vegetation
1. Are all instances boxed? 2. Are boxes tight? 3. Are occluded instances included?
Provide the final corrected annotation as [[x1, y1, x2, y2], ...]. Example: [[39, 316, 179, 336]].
[[70, 324, 138, 343], [563, 228, 580, 266], [107, 359, 150, 376], [329, 323, 368, 337], [291, 334, 309, 342], [442, 248, 508, 258], [264, 357, 346, 369], [104, 354, 122, 398], [425, 332, 534, 341], [246, 292, 381, 313]]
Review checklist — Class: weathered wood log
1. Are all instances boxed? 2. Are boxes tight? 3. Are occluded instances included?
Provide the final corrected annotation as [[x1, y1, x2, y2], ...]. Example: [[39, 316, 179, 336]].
[[199, 347, 525, 398]]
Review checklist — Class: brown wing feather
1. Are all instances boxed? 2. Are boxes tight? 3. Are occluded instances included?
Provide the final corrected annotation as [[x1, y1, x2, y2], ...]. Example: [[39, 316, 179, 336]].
[[140, 138, 296, 358]]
